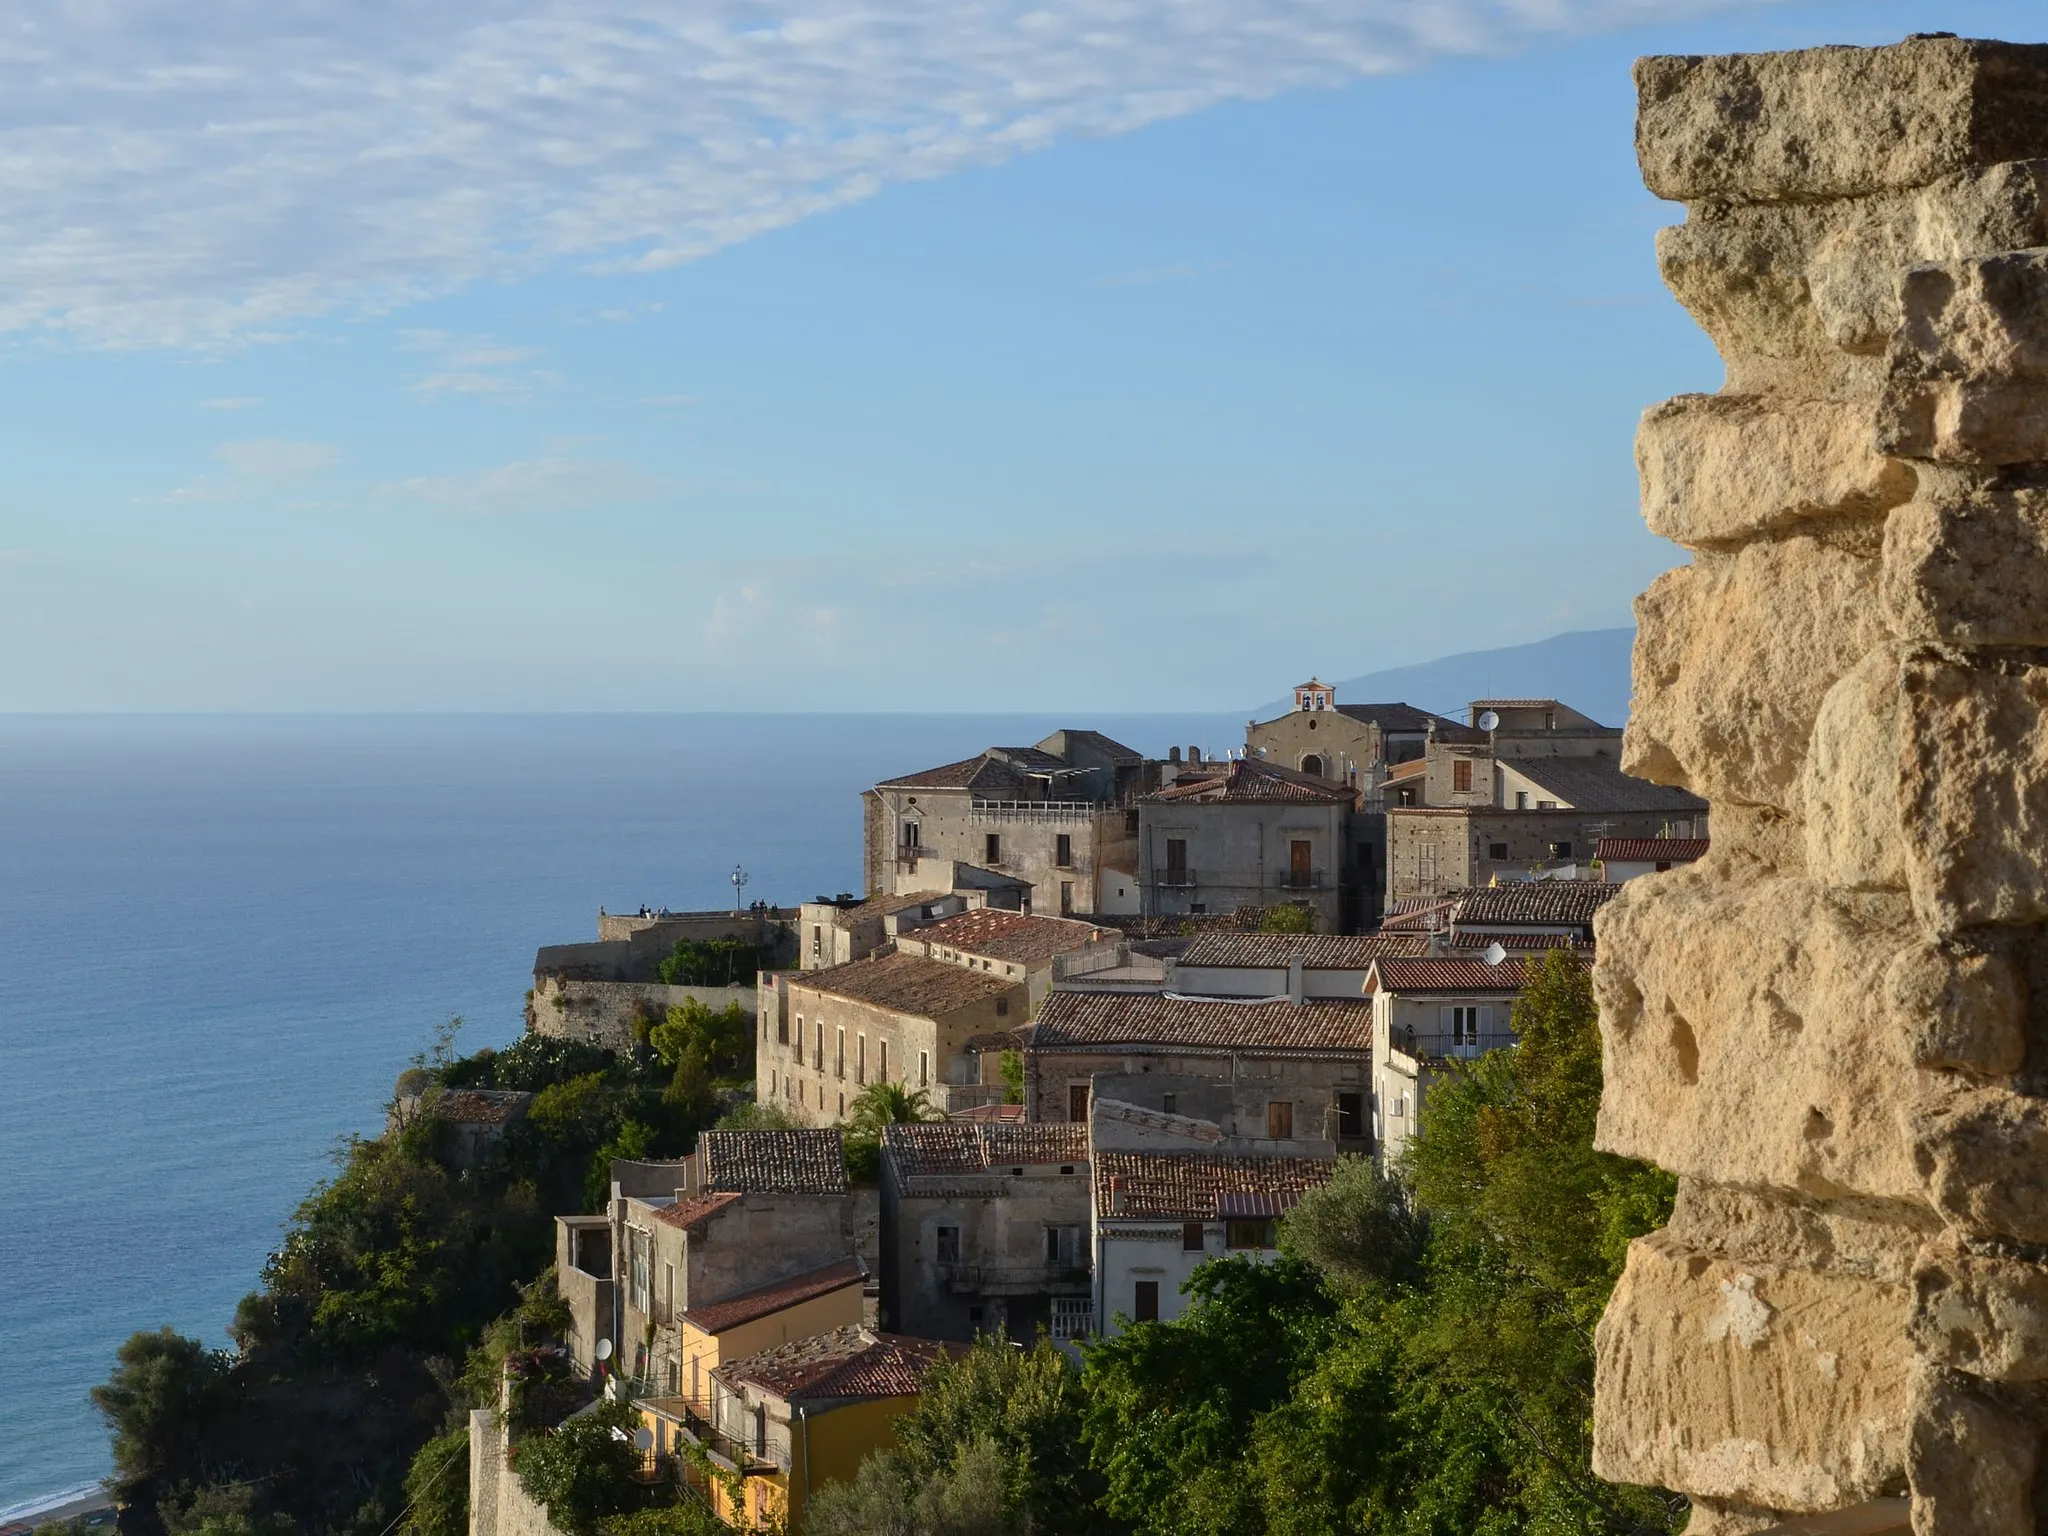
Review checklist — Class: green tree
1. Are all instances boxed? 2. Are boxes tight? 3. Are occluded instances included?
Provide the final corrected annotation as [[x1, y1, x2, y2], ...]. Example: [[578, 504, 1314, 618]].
[[1258, 904, 1317, 935], [159, 1482, 296, 1536], [716, 1100, 809, 1131], [515, 1400, 643, 1536], [91, 1328, 234, 1508], [400, 1426, 470, 1536], [1278, 1155, 1423, 1293], [651, 999, 753, 1078], [998, 1051, 1024, 1106], [806, 1440, 1027, 1536], [841, 1082, 941, 1184], [598, 1505, 729, 1536]]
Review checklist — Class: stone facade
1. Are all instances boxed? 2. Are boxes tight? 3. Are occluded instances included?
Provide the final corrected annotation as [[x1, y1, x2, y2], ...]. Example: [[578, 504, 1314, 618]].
[[1595, 36, 2048, 1534]]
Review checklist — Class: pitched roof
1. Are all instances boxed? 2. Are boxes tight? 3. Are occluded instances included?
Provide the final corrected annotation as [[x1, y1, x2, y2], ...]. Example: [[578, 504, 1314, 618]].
[[794, 950, 1018, 1017], [1366, 955, 1582, 995], [1333, 701, 1457, 733], [715, 1325, 960, 1403], [1596, 837, 1710, 863], [882, 1121, 1089, 1178], [910, 908, 1111, 966], [702, 1129, 849, 1195], [1032, 991, 1372, 1055], [1094, 1151, 1334, 1220], [1051, 729, 1143, 763], [827, 891, 949, 926], [1504, 755, 1707, 813], [1177, 931, 1424, 970], [1448, 881, 1621, 928], [876, 754, 1032, 794], [990, 746, 1071, 772], [682, 1257, 867, 1335], [1149, 758, 1354, 805], [647, 1190, 745, 1231]]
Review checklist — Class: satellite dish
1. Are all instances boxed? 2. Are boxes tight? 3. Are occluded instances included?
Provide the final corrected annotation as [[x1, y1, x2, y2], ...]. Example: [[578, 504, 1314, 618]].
[[593, 1337, 613, 1362], [1483, 942, 1507, 966], [1477, 710, 1501, 732], [634, 1427, 655, 1452]]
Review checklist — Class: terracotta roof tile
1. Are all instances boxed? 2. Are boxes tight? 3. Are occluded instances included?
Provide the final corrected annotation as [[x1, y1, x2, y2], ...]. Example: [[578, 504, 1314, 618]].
[[795, 950, 1018, 1018], [682, 1257, 867, 1335], [1448, 881, 1621, 928], [1595, 837, 1710, 863], [1094, 1151, 1335, 1220], [882, 1121, 1088, 1177], [1366, 955, 1584, 994], [1149, 758, 1354, 805], [1177, 932, 1422, 970], [908, 909, 1113, 967], [702, 1129, 849, 1195], [825, 891, 949, 927], [647, 1191, 744, 1231], [715, 1325, 961, 1403], [876, 754, 1032, 794], [1032, 991, 1372, 1055], [1503, 756, 1707, 814]]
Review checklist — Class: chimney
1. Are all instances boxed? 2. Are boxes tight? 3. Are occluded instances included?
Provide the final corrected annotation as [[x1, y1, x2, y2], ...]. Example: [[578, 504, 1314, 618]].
[[681, 1149, 705, 1198], [1287, 956, 1305, 1007], [1107, 1175, 1124, 1215], [1188, 745, 1202, 764]]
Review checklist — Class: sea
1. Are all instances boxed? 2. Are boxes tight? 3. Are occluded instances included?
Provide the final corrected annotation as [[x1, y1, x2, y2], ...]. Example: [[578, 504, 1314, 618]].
[[0, 711, 1235, 1520]]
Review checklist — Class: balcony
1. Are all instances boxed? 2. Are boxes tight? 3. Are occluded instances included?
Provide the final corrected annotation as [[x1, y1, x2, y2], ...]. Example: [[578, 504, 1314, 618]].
[[643, 1395, 787, 1475], [1158, 868, 1196, 889], [969, 800, 1103, 825], [1392, 1027, 1516, 1062], [1274, 868, 1325, 891], [939, 1261, 1093, 1296]]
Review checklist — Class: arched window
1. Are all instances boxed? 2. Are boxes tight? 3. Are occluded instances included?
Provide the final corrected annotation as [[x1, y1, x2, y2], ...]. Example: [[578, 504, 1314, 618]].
[[1301, 754, 1324, 777]]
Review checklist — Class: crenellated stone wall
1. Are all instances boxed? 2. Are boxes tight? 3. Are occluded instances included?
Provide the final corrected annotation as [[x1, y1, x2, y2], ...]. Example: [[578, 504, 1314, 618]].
[[1594, 36, 2048, 1536]]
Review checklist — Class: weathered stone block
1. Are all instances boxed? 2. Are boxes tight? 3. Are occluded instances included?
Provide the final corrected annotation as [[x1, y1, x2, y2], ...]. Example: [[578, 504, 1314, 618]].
[[1898, 657, 2048, 930], [1887, 940, 2028, 1077], [1879, 250, 2048, 464], [1637, 39, 2048, 203], [1910, 1089, 2048, 1243], [1594, 865, 1928, 1202], [1911, 1240, 2048, 1382], [1883, 487, 2048, 645], [1668, 1180, 1933, 1285], [1639, 395, 1915, 547], [1594, 1230, 1910, 1509], [1625, 537, 1887, 811], [1803, 647, 1909, 892], [1906, 1364, 2040, 1535]]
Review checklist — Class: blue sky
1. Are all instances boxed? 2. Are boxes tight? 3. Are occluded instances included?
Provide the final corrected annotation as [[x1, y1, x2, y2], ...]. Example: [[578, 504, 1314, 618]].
[[0, 0, 2039, 713]]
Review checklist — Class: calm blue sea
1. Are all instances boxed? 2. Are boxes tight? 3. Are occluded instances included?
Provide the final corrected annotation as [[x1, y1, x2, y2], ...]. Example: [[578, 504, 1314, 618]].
[[0, 712, 1232, 1518]]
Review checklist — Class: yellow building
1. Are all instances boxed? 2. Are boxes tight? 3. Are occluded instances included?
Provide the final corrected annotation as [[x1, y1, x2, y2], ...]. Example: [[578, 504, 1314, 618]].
[[680, 1325, 962, 1532]]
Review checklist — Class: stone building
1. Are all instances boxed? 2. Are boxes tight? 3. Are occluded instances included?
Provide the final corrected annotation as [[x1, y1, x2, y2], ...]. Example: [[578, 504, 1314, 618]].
[[1592, 836, 1709, 882], [1585, 36, 2048, 1533], [1244, 680, 1473, 786], [1090, 1151, 1333, 1336], [794, 892, 966, 971], [878, 1121, 1093, 1343], [763, 951, 1027, 1121], [892, 907, 1120, 1013], [584, 1130, 856, 1401], [1167, 929, 1415, 999], [1377, 880, 1619, 949], [862, 731, 1147, 918], [1136, 757, 1357, 931], [1025, 989, 1373, 1156], [529, 908, 794, 1050]]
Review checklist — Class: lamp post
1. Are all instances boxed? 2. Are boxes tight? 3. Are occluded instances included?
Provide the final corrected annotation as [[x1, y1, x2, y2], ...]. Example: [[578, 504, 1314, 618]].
[[731, 864, 750, 915]]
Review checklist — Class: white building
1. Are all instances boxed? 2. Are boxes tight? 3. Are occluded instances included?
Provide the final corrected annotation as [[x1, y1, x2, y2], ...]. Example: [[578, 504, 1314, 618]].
[[1365, 955, 1538, 1165]]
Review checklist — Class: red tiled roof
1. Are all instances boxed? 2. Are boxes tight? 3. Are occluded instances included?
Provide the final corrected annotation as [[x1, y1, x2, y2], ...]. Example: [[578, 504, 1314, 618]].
[[1366, 955, 1583, 994], [1381, 758, 1428, 784], [682, 1257, 866, 1335], [876, 754, 1030, 793], [909, 908, 1112, 966], [1094, 1151, 1334, 1220], [1596, 838, 1709, 863], [1448, 881, 1621, 928], [949, 1102, 1027, 1123], [702, 1129, 849, 1195], [1378, 901, 1454, 933], [882, 1121, 1088, 1178], [715, 1325, 961, 1403], [1032, 991, 1372, 1055], [1177, 932, 1424, 970], [647, 1191, 743, 1231], [794, 950, 1018, 1017], [1148, 758, 1354, 805]]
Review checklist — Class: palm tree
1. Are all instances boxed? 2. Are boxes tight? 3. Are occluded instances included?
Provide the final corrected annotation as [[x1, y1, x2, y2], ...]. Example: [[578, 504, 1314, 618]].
[[843, 1081, 942, 1183]]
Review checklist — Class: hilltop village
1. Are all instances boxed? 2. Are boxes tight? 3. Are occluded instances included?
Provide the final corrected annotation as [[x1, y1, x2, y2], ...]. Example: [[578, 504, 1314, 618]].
[[461, 681, 1708, 1534]]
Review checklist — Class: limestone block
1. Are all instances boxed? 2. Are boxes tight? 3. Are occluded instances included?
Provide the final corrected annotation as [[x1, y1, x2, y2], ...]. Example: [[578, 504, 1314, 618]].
[[1911, 1241, 2048, 1382], [1594, 1230, 1910, 1509], [1883, 487, 2048, 646], [1639, 395, 1915, 547], [1897, 657, 2048, 930], [1878, 249, 2048, 465], [1906, 1365, 2040, 1536], [1667, 1181, 1933, 1285], [1803, 648, 1909, 892], [1625, 537, 1887, 811], [1594, 864, 1928, 1202], [1910, 1089, 2048, 1243], [1886, 940, 2027, 1077], [1682, 1497, 1786, 1536], [1636, 39, 2048, 203]]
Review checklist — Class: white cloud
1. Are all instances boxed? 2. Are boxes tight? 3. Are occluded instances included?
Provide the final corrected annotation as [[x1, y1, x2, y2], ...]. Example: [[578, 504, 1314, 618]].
[[0, 0, 1773, 349], [399, 330, 555, 399], [198, 396, 263, 410], [214, 439, 341, 478], [382, 456, 668, 515]]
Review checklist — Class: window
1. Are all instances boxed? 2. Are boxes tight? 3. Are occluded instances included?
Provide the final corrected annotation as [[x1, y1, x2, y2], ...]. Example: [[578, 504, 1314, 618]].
[[1453, 758, 1472, 792], [811, 925, 822, 959], [1289, 840, 1311, 888], [836, 1027, 846, 1079], [1538, 800, 1557, 811], [856, 1033, 865, 1085], [1069, 1083, 1090, 1123], [919, 1050, 929, 1088], [837, 1092, 845, 1116], [1060, 880, 1073, 917], [769, 1069, 777, 1095], [798, 1080, 805, 1105], [1301, 753, 1324, 777], [986, 832, 1002, 864], [1549, 839, 1572, 857], [1134, 1281, 1160, 1324], [1515, 791, 1528, 810], [1044, 1225, 1080, 1266], [814, 1032, 822, 1070], [997, 995, 1009, 1017], [754, 1405, 767, 1458], [628, 1228, 651, 1314], [1056, 833, 1073, 866], [902, 820, 920, 850], [794, 1016, 803, 1053], [1162, 1092, 1177, 1115], [664, 1262, 675, 1319], [1337, 1092, 1364, 1139], [879, 1039, 889, 1082], [1165, 838, 1189, 885], [1446, 1004, 1491, 1056], [1545, 711, 1556, 730], [1182, 1221, 1204, 1252], [1226, 1219, 1277, 1251], [1125, 809, 1140, 836], [1488, 842, 1509, 861], [936, 1226, 961, 1264], [1267, 1101, 1294, 1139]]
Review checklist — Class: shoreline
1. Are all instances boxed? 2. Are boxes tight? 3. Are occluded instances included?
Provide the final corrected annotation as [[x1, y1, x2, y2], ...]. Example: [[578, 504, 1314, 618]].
[[0, 1487, 113, 1535]]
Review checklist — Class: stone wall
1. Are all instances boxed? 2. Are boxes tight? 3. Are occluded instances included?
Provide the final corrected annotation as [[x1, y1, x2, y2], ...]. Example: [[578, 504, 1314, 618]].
[[468, 1409, 568, 1536], [1594, 36, 2048, 1535], [526, 976, 756, 1052]]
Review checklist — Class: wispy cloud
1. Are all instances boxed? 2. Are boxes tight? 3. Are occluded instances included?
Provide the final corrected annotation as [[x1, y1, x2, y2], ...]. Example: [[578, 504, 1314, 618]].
[[399, 330, 556, 400], [198, 396, 262, 410], [158, 438, 340, 502], [0, 0, 1776, 349], [381, 456, 668, 516]]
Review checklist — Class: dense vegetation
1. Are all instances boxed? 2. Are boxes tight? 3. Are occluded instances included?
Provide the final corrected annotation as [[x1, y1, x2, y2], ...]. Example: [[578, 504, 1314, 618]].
[[811, 950, 1680, 1536], [91, 1021, 740, 1536]]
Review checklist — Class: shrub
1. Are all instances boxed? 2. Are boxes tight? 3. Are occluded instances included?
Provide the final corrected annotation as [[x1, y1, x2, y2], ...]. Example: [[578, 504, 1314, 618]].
[[515, 1400, 643, 1536]]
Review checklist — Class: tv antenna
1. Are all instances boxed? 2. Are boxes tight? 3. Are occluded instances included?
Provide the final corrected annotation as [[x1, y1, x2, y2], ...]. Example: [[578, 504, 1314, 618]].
[[731, 863, 750, 914]]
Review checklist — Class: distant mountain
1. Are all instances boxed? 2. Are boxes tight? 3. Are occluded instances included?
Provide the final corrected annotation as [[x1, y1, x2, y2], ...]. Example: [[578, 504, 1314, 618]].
[[1253, 628, 1636, 728]]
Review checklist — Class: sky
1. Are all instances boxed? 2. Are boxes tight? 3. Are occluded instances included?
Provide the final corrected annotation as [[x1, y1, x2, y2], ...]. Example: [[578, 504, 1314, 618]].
[[0, 0, 2042, 713]]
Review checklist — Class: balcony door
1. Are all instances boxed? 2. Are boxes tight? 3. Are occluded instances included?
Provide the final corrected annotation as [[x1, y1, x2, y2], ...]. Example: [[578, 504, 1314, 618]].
[[1290, 840, 1311, 887]]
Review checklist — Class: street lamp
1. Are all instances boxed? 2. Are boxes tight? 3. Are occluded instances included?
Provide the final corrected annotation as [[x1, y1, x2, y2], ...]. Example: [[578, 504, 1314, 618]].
[[731, 864, 750, 915]]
